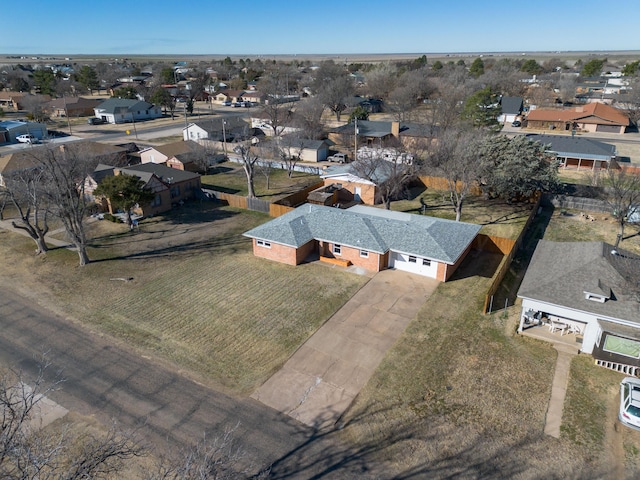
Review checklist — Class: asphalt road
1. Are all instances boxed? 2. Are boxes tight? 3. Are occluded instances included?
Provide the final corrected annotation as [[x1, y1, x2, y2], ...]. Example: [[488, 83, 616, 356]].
[[0, 288, 378, 478]]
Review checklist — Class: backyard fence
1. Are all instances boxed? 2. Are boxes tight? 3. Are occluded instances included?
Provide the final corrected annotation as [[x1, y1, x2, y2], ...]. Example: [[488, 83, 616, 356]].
[[482, 192, 542, 314], [541, 194, 610, 213]]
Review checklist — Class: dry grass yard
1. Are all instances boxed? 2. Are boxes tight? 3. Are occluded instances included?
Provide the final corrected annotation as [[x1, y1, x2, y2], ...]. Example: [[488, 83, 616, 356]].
[[0, 203, 367, 394], [391, 189, 534, 240]]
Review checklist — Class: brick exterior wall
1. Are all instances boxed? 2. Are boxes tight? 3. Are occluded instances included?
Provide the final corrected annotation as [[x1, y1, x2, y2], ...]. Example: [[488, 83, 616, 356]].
[[323, 179, 377, 205], [319, 241, 384, 271], [437, 243, 473, 281], [253, 239, 299, 265]]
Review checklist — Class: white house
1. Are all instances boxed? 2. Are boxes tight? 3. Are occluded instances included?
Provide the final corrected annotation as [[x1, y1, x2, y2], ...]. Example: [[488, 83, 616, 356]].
[[518, 241, 640, 373], [93, 98, 162, 124]]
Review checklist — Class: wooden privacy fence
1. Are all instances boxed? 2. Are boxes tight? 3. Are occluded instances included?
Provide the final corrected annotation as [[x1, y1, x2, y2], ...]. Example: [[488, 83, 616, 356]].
[[419, 176, 483, 196], [482, 191, 542, 314]]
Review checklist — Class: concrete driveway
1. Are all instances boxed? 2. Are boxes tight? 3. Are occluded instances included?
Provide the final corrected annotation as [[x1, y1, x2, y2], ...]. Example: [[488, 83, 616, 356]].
[[252, 269, 439, 429]]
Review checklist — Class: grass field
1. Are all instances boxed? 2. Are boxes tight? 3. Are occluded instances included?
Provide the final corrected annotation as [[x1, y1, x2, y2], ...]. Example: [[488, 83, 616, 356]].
[[391, 187, 533, 240], [201, 163, 321, 201], [0, 204, 367, 394]]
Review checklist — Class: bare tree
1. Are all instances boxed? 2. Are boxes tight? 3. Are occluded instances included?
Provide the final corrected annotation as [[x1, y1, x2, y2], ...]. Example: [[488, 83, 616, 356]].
[[145, 424, 267, 480], [351, 149, 414, 210], [387, 68, 436, 122], [313, 61, 355, 121], [292, 96, 325, 139], [427, 128, 488, 221], [258, 65, 298, 137], [364, 63, 398, 100], [24, 144, 96, 266], [233, 136, 260, 199], [0, 357, 144, 479], [603, 168, 640, 241], [1, 166, 51, 254], [276, 134, 305, 178]]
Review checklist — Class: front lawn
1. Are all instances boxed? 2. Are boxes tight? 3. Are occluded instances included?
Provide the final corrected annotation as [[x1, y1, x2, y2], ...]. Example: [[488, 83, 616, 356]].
[[0, 204, 367, 394]]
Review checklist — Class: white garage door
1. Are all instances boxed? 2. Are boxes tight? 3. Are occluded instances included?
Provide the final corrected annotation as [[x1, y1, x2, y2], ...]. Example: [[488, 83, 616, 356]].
[[390, 252, 437, 278]]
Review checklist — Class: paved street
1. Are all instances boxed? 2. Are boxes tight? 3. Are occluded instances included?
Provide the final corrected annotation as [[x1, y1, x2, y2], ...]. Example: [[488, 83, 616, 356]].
[[0, 287, 383, 477]]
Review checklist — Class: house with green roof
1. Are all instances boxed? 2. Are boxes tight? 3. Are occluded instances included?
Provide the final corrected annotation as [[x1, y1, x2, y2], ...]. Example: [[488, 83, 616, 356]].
[[518, 241, 640, 374], [243, 204, 481, 280]]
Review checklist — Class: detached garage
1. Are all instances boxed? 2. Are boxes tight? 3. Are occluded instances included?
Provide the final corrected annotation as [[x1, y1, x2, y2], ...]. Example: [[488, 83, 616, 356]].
[[244, 204, 481, 281]]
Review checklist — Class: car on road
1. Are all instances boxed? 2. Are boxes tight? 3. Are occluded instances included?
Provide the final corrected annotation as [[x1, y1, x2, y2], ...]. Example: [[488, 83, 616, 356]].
[[87, 117, 106, 125], [327, 152, 348, 163], [16, 134, 37, 143], [511, 120, 522, 127], [619, 377, 640, 430]]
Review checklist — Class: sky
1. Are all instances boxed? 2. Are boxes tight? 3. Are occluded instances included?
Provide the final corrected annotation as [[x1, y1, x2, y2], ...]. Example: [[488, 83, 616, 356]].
[[2, 0, 640, 56]]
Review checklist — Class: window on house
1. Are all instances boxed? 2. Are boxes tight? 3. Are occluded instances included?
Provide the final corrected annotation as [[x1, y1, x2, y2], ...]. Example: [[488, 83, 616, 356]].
[[360, 250, 368, 258], [422, 259, 431, 267], [408, 256, 417, 263], [333, 244, 342, 255], [170, 186, 180, 198], [151, 194, 161, 207], [256, 240, 271, 248]]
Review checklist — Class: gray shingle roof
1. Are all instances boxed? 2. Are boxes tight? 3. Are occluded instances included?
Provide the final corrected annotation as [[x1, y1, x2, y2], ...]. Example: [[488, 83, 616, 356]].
[[243, 204, 481, 264], [500, 96, 523, 115], [517, 241, 640, 324], [527, 134, 616, 162], [122, 163, 200, 184]]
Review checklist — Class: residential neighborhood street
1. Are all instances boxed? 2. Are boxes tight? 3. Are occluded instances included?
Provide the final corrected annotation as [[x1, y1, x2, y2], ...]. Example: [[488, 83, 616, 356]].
[[0, 287, 380, 478]]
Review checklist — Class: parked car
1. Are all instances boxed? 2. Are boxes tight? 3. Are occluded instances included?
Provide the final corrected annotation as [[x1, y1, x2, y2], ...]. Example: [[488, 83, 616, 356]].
[[16, 134, 37, 143], [327, 153, 348, 163], [221, 101, 232, 106], [87, 117, 106, 125], [232, 102, 243, 108], [241, 101, 251, 108], [511, 120, 522, 127], [619, 377, 640, 430]]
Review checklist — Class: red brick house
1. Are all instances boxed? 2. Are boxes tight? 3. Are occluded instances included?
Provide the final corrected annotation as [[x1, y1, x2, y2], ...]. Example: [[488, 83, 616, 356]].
[[525, 102, 631, 134], [243, 204, 481, 281]]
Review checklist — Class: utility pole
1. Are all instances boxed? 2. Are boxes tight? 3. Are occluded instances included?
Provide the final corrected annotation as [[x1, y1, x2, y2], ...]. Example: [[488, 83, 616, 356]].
[[354, 117, 358, 162], [222, 119, 228, 158]]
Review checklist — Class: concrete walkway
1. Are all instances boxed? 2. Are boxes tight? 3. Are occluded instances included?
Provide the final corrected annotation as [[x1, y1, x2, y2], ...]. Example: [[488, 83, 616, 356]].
[[544, 343, 578, 438], [252, 269, 439, 430], [0, 218, 80, 249]]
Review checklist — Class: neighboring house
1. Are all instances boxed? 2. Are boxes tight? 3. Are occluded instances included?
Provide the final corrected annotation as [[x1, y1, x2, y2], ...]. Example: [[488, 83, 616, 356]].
[[498, 96, 524, 124], [320, 160, 409, 205], [1, 140, 128, 186], [527, 134, 617, 170], [0, 120, 47, 144], [250, 116, 304, 137], [518, 241, 640, 373], [0, 91, 26, 110], [183, 116, 250, 142], [525, 102, 631, 134], [139, 140, 209, 172], [328, 120, 438, 151], [243, 204, 481, 280], [213, 90, 244, 104], [241, 91, 266, 104], [45, 96, 102, 118], [85, 162, 201, 217], [279, 136, 332, 162], [93, 98, 162, 124]]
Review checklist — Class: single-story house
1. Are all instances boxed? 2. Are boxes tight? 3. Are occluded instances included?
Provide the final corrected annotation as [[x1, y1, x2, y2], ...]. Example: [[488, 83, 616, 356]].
[[0, 120, 47, 144], [518, 241, 640, 373], [93, 98, 162, 124], [498, 96, 524, 124], [45, 96, 102, 118], [213, 90, 245, 104], [183, 116, 250, 142], [525, 102, 631, 134], [243, 204, 481, 280], [278, 137, 332, 162], [527, 134, 617, 170], [0, 91, 26, 110], [241, 91, 266, 104], [1, 140, 128, 187], [328, 120, 438, 151], [139, 140, 209, 172], [320, 160, 410, 205], [85, 162, 201, 217]]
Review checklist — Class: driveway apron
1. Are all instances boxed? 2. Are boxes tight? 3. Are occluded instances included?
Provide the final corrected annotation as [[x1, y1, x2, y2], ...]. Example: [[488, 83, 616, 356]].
[[252, 269, 439, 429]]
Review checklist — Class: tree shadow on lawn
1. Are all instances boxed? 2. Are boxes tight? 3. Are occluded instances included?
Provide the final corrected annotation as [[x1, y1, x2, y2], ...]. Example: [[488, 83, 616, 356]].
[[262, 401, 590, 479]]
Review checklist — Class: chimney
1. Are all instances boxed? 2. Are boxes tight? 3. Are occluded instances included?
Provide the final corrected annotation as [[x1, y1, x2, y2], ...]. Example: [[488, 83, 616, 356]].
[[391, 121, 400, 138]]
